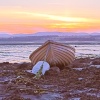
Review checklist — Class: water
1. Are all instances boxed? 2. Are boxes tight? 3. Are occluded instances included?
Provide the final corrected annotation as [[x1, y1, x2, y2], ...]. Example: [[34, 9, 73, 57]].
[[0, 44, 100, 63], [0, 44, 40, 63], [75, 45, 100, 58]]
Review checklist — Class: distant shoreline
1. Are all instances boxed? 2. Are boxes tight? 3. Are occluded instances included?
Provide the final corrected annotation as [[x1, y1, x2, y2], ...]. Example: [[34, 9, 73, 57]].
[[0, 41, 100, 45]]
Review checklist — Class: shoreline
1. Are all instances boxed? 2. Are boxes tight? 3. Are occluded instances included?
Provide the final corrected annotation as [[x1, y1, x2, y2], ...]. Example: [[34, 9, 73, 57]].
[[0, 56, 100, 64], [0, 57, 100, 100]]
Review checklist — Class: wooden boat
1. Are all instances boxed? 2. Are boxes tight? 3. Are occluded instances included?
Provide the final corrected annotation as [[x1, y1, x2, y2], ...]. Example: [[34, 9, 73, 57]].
[[29, 40, 75, 69]]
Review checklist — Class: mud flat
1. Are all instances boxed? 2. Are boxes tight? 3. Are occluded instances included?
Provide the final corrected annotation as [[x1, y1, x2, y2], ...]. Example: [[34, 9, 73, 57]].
[[0, 57, 100, 100]]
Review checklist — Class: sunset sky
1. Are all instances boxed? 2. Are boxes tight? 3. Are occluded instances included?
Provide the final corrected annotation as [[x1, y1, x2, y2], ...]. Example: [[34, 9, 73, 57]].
[[0, 0, 100, 34]]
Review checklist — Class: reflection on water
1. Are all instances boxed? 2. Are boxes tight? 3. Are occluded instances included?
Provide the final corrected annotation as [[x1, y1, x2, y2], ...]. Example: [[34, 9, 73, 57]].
[[0, 45, 39, 63], [75, 45, 100, 58], [0, 44, 100, 63]]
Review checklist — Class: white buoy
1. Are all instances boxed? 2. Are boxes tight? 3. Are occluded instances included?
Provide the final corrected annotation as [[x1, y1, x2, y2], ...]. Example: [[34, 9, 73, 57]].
[[32, 61, 50, 75]]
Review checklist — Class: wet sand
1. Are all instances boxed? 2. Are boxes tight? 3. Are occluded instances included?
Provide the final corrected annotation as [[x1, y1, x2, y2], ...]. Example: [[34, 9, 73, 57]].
[[0, 57, 100, 100]]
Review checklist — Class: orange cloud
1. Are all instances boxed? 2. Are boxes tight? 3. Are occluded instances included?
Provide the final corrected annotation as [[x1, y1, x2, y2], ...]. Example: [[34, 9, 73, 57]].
[[0, 10, 100, 33]]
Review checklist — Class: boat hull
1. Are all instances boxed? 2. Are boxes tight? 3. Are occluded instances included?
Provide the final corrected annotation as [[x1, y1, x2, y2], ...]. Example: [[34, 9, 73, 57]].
[[29, 40, 75, 69]]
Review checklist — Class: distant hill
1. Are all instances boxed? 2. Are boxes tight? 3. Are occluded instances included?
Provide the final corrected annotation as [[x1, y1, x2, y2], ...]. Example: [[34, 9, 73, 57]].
[[0, 32, 100, 38], [0, 32, 100, 45], [32, 32, 66, 36], [0, 33, 12, 38], [32, 32, 92, 36]]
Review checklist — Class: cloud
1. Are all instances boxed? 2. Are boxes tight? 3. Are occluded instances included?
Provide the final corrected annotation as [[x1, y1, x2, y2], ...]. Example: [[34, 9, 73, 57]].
[[15, 11, 97, 23]]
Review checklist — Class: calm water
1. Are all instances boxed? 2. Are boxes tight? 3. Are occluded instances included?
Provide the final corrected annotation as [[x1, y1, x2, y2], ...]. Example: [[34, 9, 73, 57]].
[[0, 44, 100, 63]]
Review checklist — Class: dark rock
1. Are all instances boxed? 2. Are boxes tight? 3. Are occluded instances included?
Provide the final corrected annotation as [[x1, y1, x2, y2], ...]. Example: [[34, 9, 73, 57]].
[[16, 62, 32, 70], [64, 65, 72, 70], [50, 66, 60, 73], [2, 94, 29, 100], [78, 57, 91, 63], [45, 66, 60, 76], [3, 62, 9, 64], [0, 62, 9, 66], [92, 59, 100, 65]]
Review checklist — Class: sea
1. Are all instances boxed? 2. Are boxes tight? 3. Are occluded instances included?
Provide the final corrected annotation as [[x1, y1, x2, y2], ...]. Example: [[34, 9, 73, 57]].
[[0, 41, 100, 63]]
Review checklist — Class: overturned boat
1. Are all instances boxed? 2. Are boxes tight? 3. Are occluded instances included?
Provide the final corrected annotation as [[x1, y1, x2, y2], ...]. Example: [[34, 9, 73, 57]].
[[29, 40, 75, 69]]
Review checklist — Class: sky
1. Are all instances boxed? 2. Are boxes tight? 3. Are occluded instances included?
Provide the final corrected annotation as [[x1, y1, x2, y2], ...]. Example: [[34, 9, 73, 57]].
[[0, 0, 100, 34]]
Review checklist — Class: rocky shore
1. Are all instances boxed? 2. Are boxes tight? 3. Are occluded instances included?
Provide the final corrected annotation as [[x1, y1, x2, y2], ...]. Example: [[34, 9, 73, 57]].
[[0, 57, 100, 100]]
